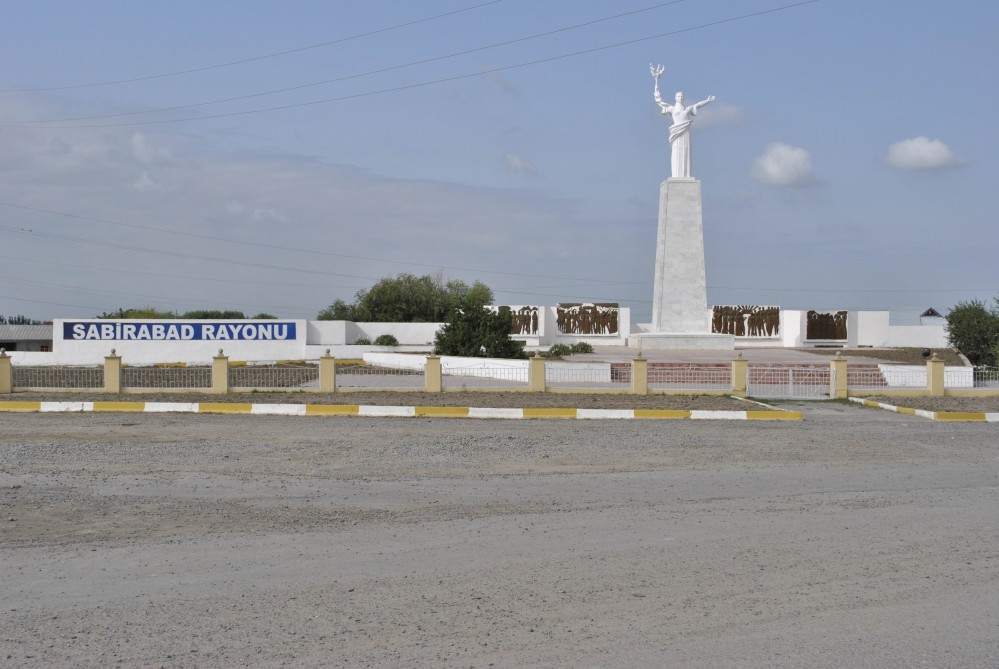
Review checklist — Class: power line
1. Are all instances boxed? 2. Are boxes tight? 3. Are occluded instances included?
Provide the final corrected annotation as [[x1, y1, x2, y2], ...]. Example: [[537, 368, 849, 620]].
[[0, 225, 652, 307], [0, 274, 312, 313], [16, 1, 689, 124], [0, 0, 508, 93], [0, 223, 383, 282], [0, 201, 646, 286], [0, 253, 362, 292], [0, 1, 821, 129]]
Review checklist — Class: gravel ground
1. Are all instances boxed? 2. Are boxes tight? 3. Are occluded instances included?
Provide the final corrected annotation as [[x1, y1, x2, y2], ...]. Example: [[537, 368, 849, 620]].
[[4, 391, 752, 410], [2, 405, 998, 667], [8, 391, 999, 413], [800, 347, 966, 365], [863, 395, 999, 412]]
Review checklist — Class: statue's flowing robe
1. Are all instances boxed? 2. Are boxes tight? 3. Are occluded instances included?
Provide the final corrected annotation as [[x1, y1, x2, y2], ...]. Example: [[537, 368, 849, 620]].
[[667, 106, 697, 178]]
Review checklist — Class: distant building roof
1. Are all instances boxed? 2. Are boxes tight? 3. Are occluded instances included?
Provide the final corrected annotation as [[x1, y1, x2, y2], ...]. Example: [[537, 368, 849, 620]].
[[920, 308, 944, 318], [0, 324, 53, 342]]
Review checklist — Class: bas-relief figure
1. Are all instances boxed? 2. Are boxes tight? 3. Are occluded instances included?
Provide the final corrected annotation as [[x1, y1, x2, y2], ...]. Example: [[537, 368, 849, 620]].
[[712, 305, 780, 337], [556, 303, 619, 336], [499, 306, 540, 336], [806, 310, 848, 340], [650, 64, 715, 179]]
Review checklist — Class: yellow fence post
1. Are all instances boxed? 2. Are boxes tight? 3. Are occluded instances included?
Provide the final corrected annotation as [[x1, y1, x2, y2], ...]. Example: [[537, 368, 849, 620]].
[[425, 355, 442, 393], [731, 353, 748, 398], [319, 350, 336, 393], [631, 355, 648, 395], [927, 354, 945, 397], [829, 352, 848, 399], [0, 349, 11, 393], [212, 349, 229, 394], [529, 353, 546, 393], [104, 349, 122, 394]]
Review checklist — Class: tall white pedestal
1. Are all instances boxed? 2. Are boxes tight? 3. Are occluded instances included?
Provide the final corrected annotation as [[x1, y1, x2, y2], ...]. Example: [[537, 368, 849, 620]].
[[635, 177, 733, 351]]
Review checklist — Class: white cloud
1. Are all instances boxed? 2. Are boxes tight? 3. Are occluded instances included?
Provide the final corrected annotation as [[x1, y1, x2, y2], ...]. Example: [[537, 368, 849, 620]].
[[132, 170, 160, 191], [695, 103, 745, 129], [886, 136, 963, 170], [131, 132, 171, 164], [750, 143, 815, 187], [503, 152, 537, 175]]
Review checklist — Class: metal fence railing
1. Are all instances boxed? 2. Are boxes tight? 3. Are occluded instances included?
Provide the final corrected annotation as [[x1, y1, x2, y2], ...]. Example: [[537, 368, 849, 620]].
[[6, 355, 998, 398], [442, 364, 529, 390], [546, 363, 627, 390], [124, 366, 212, 389], [847, 367, 926, 390], [229, 364, 319, 390], [12, 365, 104, 389], [649, 364, 731, 391], [748, 365, 830, 399], [973, 367, 999, 388], [335, 363, 425, 390]]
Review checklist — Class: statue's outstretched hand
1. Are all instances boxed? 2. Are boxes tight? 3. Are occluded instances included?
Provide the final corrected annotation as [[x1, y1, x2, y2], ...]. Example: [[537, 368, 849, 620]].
[[706, 95, 716, 102]]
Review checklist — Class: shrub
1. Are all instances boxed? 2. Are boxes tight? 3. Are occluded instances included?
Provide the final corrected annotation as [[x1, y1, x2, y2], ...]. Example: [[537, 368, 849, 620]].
[[547, 342, 593, 358], [547, 343, 572, 358], [353, 337, 371, 345], [946, 299, 999, 366], [374, 334, 399, 346], [434, 306, 526, 359]]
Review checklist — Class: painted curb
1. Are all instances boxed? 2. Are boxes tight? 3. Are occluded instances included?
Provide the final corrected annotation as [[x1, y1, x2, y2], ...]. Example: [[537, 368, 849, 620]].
[[849, 397, 998, 422], [0, 400, 802, 421]]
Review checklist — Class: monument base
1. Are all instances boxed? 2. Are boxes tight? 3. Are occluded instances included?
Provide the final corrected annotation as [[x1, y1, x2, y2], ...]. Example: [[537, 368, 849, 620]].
[[631, 332, 735, 351]]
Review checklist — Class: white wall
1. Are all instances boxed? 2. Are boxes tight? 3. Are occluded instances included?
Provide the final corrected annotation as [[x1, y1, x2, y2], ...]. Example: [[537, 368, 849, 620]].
[[853, 312, 890, 347], [51, 319, 307, 365], [307, 321, 439, 346], [306, 321, 347, 346], [886, 325, 948, 348], [351, 322, 440, 345]]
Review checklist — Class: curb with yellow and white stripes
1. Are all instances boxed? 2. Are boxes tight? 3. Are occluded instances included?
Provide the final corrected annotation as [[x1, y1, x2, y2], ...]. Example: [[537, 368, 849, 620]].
[[0, 400, 801, 421], [850, 397, 999, 422]]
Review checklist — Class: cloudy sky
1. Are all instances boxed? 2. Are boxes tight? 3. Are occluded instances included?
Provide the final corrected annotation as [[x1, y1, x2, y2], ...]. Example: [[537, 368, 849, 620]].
[[1, 0, 996, 322]]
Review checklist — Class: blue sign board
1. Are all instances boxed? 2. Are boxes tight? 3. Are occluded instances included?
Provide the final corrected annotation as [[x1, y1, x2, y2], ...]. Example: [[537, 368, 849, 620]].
[[63, 321, 297, 341]]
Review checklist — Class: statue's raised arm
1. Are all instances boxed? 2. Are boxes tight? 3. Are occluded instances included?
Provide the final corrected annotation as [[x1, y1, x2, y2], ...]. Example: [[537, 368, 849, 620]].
[[650, 64, 669, 111]]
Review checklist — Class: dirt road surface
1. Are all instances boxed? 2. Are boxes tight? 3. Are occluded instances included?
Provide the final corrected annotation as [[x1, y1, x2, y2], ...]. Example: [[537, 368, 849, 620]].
[[2, 403, 998, 667]]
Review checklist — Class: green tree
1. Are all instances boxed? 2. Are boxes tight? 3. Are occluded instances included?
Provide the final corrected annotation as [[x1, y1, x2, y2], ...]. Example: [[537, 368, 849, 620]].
[[434, 306, 526, 359], [317, 273, 494, 323], [180, 310, 247, 319], [945, 299, 999, 366], [97, 307, 257, 319], [316, 299, 357, 321], [98, 306, 179, 319], [0, 315, 42, 325]]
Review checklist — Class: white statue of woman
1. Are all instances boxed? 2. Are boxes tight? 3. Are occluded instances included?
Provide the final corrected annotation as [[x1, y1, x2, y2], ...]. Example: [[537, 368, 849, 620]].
[[651, 64, 715, 178]]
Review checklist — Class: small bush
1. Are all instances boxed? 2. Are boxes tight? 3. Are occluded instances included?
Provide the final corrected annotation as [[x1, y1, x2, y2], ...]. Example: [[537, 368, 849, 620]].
[[548, 343, 572, 358], [353, 337, 371, 345], [374, 334, 399, 346], [547, 342, 593, 358]]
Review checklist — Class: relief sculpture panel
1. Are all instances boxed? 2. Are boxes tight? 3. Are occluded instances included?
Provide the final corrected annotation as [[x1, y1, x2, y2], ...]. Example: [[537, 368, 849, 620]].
[[556, 303, 619, 336], [806, 310, 848, 340], [498, 306, 540, 336], [711, 305, 780, 337]]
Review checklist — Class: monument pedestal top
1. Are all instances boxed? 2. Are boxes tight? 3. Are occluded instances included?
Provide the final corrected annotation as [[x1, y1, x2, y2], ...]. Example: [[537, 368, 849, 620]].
[[631, 332, 735, 351]]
